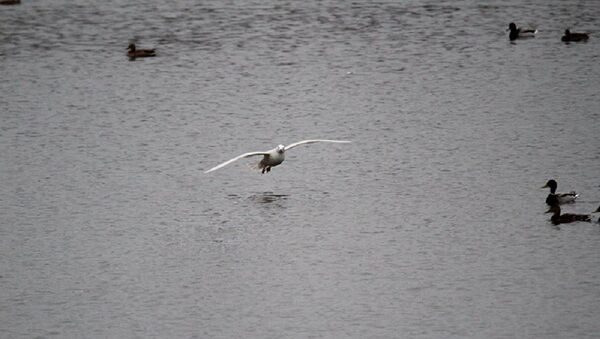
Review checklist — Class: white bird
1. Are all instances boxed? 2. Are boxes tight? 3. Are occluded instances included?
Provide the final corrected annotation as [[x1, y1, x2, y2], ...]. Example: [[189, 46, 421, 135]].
[[205, 139, 351, 174]]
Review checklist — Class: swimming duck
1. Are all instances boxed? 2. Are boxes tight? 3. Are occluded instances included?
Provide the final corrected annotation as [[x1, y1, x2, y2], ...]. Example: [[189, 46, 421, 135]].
[[507, 22, 537, 41], [542, 179, 578, 205], [545, 195, 591, 225], [127, 44, 156, 58], [561, 29, 589, 42]]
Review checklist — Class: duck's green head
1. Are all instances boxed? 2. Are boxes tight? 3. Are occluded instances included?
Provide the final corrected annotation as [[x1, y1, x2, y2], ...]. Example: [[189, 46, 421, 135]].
[[542, 179, 557, 193]]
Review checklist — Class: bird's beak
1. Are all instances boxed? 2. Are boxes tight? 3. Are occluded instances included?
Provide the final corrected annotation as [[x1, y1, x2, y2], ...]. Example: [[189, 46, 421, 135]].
[[541, 183, 548, 188], [544, 208, 553, 214]]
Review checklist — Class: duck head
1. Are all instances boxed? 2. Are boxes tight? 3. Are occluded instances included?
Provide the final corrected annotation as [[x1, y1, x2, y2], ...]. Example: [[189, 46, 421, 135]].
[[127, 43, 136, 52], [542, 179, 558, 193], [507, 22, 517, 31]]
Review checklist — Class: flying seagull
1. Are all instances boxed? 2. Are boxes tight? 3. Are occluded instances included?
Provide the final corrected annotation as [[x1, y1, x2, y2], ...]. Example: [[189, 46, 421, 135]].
[[205, 139, 351, 174]]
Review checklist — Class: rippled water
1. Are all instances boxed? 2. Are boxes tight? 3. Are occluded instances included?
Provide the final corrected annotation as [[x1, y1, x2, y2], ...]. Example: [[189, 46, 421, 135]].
[[1, 0, 600, 338]]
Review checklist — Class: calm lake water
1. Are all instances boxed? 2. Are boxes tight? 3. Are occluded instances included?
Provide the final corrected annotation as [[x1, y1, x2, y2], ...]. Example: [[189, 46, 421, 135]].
[[1, 0, 599, 338]]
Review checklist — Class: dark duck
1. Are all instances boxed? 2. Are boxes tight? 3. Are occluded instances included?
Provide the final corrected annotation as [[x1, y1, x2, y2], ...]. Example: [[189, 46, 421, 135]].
[[561, 29, 589, 42], [507, 22, 536, 41], [545, 195, 591, 225], [127, 44, 156, 58], [542, 179, 578, 205]]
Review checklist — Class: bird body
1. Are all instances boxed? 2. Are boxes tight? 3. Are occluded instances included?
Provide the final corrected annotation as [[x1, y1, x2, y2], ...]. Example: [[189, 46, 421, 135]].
[[257, 145, 286, 173], [545, 193, 578, 205], [542, 179, 577, 205], [507, 22, 536, 40], [562, 29, 589, 42], [205, 140, 350, 174], [127, 43, 156, 58]]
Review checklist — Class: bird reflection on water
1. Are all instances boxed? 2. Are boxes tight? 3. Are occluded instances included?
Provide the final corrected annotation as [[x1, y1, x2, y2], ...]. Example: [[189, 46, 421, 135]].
[[249, 192, 289, 206], [226, 192, 289, 208]]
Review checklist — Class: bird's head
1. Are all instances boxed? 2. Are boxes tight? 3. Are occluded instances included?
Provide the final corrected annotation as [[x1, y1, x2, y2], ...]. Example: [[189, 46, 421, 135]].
[[542, 179, 557, 192], [508, 22, 517, 31], [276, 144, 285, 153], [127, 43, 136, 51]]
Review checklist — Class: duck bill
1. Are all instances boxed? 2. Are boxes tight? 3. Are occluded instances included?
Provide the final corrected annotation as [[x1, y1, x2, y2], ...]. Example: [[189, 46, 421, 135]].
[[544, 208, 553, 214], [541, 183, 549, 188]]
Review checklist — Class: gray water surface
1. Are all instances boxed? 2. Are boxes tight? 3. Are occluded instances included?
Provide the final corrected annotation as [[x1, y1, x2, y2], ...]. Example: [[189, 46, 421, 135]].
[[1, 0, 600, 338]]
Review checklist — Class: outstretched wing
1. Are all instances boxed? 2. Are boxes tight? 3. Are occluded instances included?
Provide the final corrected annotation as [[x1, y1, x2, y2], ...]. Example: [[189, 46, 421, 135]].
[[205, 151, 269, 173], [284, 139, 351, 151]]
